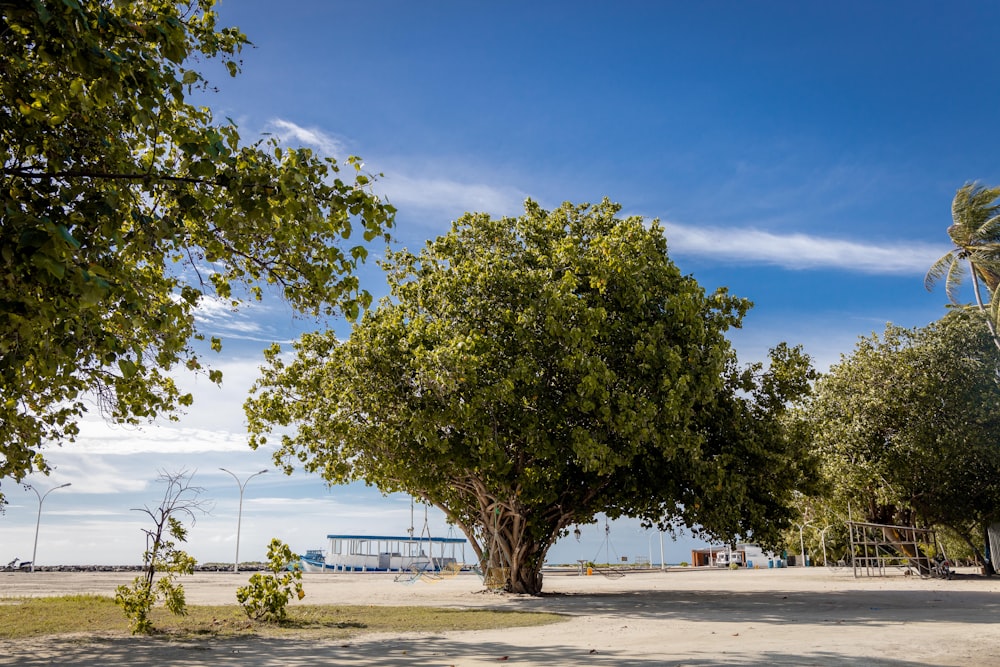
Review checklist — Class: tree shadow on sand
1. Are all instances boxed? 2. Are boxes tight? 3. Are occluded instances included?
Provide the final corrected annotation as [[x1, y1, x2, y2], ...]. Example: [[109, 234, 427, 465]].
[[0, 635, 966, 667], [501, 586, 1000, 628]]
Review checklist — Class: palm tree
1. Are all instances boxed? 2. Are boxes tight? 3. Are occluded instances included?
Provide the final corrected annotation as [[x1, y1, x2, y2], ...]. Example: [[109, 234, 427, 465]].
[[926, 183, 1000, 350]]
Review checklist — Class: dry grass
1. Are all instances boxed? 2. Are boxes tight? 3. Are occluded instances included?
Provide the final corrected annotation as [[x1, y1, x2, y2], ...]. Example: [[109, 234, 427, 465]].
[[0, 595, 566, 640]]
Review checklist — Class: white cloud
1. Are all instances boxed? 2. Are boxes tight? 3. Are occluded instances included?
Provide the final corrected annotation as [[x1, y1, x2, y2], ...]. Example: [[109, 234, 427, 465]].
[[191, 295, 263, 334], [369, 155, 941, 277], [661, 221, 947, 275], [170, 288, 280, 343], [30, 453, 152, 494], [265, 118, 344, 156], [70, 422, 249, 456], [379, 171, 526, 219], [254, 124, 942, 279]]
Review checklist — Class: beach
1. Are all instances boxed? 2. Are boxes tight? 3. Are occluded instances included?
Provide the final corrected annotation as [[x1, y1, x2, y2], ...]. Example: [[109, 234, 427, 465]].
[[1, 566, 998, 666]]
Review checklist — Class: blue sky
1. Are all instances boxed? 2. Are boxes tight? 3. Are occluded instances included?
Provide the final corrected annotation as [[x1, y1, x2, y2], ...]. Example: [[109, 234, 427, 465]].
[[4, 1, 1000, 569]]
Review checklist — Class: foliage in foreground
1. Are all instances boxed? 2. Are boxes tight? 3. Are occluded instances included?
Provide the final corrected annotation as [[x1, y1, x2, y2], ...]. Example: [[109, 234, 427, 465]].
[[114, 471, 207, 633], [247, 199, 819, 595], [236, 538, 304, 622], [0, 595, 564, 639], [0, 0, 394, 503]]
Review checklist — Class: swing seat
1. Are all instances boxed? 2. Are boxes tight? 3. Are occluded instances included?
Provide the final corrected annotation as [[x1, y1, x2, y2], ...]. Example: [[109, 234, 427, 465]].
[[439, 562, 463, 578], [483, 566, 509, 590], [394, 565, 424, 584], [394, 558, 432, 583]]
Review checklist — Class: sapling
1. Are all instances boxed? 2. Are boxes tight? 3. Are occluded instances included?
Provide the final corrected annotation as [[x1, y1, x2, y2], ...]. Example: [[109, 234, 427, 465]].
[[114, 470, 208, 633]]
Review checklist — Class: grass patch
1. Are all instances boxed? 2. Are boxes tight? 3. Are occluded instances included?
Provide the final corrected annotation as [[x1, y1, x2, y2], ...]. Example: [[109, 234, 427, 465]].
[[0, 596, 565, 640]]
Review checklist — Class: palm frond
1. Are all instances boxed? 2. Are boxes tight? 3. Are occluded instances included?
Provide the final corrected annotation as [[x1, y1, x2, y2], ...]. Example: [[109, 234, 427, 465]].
[[972, 215, 1000, 244], [925, 251, 957, 291], [951, 183, 1000, 244], [972, 260, 1000, 294], [944, 257, 968, 305]]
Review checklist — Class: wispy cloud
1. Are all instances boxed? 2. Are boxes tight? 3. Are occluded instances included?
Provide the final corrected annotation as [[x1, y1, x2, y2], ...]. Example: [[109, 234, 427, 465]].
[[70, 423, 249, 457], [192, 294, 265, 335], [265, 118, 345, 156], [661, 222, 947, 275], [248, 119, 945, 278], [379, 172, 526, 219]]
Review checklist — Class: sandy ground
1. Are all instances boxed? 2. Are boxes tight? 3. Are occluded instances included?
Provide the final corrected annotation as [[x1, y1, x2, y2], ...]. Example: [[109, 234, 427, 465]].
[[2, 566, 999, 666]]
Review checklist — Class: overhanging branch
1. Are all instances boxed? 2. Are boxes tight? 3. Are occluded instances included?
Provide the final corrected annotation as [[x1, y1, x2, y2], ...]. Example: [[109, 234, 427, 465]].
[[3, 166, 219, 186]]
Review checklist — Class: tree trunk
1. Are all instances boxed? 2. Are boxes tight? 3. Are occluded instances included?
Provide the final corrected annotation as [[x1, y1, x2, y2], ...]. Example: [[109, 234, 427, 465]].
[[509, 559, 544, 594], [506, 537, 547, 595], [474, 502, 555, 595], [984, 524, 999, 576], [968, 261, 1000, 352]]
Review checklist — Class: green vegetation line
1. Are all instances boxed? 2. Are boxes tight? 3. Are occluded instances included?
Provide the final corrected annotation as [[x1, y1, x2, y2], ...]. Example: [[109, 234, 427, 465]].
[[0, 595, 565, 640]]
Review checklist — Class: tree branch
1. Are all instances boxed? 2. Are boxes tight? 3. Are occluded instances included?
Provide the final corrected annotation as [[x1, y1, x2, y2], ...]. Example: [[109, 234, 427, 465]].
[[3, 166, 220, 186]]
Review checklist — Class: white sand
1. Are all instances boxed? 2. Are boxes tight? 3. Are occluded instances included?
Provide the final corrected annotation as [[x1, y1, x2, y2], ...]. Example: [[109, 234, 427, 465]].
[[2, 566, 998, 666]]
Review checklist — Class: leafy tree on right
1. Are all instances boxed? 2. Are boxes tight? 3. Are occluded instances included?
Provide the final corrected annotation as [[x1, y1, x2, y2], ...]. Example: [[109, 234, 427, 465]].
[[799, 311, 1000, 570]]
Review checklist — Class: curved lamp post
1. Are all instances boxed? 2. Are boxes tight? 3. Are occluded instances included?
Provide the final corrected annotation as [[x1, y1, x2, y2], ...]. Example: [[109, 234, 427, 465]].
[[796, 520, 813, 567], [27, 482, 71, 573], [220, 468, 267, 573], [659, 530, 665, 571], [818, 524, 833, 567]]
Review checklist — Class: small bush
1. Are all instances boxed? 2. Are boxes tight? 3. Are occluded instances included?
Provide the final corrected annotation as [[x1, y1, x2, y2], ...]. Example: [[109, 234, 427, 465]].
[[236, 538, 304, 622]]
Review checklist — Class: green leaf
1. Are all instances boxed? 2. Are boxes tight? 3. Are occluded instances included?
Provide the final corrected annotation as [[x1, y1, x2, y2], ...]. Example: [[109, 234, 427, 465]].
[[118, 359, 138, 378], [31, 254, 66, 278]]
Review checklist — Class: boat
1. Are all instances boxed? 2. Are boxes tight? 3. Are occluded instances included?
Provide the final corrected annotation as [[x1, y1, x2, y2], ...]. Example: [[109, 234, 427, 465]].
[[300, 533, 468, 573]]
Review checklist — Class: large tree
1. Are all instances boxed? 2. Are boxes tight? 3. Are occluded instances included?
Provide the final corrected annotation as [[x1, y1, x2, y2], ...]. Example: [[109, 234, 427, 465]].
[[0, 0, 395, 498], [803, 311, 1000, 565], [246, 199, 817, 594]]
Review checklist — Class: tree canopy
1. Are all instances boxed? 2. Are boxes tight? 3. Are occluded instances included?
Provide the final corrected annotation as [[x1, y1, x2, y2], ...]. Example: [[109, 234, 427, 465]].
[[0, 0, 395, 500], [802, 311, 1000, 562], [246, 199, 817, 594]]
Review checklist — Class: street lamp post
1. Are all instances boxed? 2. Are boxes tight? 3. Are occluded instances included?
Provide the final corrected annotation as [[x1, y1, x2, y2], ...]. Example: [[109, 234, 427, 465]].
[[797, 521, 813, 567], [220, 468, 267, 573], [659, 531, 665, 571], [27, 482, 71, 573], [818, 524, 833, 566]]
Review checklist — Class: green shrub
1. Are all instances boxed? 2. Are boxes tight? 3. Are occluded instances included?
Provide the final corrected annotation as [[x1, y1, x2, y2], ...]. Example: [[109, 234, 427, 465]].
[[236, 538, 304, 622]]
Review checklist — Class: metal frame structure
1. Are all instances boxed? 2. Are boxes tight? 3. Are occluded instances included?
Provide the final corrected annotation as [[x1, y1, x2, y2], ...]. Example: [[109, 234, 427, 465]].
[[847, 521, 936, 577]]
